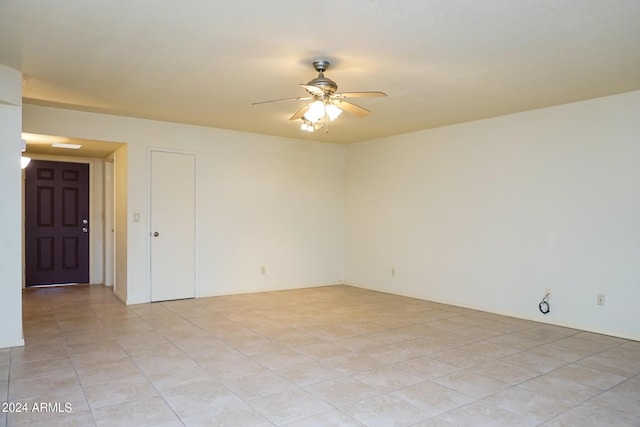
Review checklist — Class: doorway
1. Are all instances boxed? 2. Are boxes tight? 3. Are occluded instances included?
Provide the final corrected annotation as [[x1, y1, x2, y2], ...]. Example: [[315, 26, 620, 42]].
[[24, 160, 90, 286]]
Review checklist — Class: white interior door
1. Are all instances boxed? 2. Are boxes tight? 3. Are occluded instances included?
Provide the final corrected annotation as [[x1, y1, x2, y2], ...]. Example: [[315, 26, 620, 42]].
[[150, 150, 196, 301]]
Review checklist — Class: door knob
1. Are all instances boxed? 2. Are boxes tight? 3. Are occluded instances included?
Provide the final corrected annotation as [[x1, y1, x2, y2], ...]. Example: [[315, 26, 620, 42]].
[[82, 227, 89, 233], [153, 231, 159, 237]]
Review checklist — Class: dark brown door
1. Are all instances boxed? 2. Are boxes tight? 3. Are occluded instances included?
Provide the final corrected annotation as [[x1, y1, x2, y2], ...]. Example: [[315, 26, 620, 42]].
[[25, 160, 90, 286]]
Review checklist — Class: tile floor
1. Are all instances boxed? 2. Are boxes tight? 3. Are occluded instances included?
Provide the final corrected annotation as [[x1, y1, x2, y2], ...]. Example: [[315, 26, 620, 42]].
[[1, 284, 639, 426]]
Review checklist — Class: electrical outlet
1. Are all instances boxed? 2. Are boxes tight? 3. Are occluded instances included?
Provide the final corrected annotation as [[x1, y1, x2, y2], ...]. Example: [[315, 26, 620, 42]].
[[391, 267, 395, 276], [545, 288, 552, 298], [597, 293, 605, 306], [261, 266, 266, 275]]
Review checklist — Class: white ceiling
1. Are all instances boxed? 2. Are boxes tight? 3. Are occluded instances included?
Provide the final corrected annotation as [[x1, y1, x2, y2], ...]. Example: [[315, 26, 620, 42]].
[[2, 1, 640, 145]]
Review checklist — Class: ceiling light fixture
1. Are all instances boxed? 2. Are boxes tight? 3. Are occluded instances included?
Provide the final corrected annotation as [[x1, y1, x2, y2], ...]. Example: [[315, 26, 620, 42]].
[[51, 142, 82, 149], [20, 139, 30, 169], [325, 104, 343, 121], [300, 100, 345, 132], [300, 119, 322, 132], [303, 100, 326, 123], [21, 156, 31, 169]]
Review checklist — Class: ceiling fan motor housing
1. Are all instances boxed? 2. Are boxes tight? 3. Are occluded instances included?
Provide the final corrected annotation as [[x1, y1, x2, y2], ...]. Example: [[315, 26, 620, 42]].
[[308, 60, 338, 94]]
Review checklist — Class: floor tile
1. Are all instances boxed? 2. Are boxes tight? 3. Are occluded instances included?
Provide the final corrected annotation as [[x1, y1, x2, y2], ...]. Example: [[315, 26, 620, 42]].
[[83, 376, 158, 409], [393, 355, 460, 379], [527, 343, 594, 363], [429, 348, 491, 369], [8, 357, 74, 381], [199, 354, 268, 381], [608, 378, 640, 403], [470, 360, 540, 385], [518, 374, 601, 405], [249, 389, 334, 425], [396, 337, 452, 356], [482, 386, 574, 423], [577, 353, 640, 378], [281, 408, 366, 426], [305, 377, 382, 408], [361, 344, 417, 364], [181, 401, 273, 427], [390, 380, 473, 416], [76, 358, 144, 387], [92, 396, 179, 427], [11, 284, 640, 427], [8, 371, 80, 400], [251, 348, 313, 370], [223, 371, 297, 400], [161, 379, 241, 418], [10, 411, 96, 426], [552, 336, 615, 353], [321, 352, 384, 375], [546, 364, 627, 390], [500, 350, 567, 373], [435, 401, 533, 427], [430, 370, 511, 398], [276, 361, 343, 386], [514, 325, 579, 343], [354, 366, 425, 393], [342, 394, 430, 427]]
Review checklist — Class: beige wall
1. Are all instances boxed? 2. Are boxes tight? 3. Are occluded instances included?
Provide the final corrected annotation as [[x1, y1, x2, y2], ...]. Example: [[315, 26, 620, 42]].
[[0, 65, 24, 348], [23, 105, 346, 304], [345, 90, 640, 340]]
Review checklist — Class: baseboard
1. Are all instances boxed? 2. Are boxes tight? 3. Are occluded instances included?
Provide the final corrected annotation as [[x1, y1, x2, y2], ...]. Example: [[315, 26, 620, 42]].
[[342, 281, 640, 342], [125, 297, 149, 305], [0, 337, 25, 349], [196, 282, 342, 299], [111, 289, 127, 304]]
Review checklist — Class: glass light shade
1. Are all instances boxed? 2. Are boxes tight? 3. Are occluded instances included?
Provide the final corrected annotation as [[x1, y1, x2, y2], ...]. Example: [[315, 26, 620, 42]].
[[303, 101, 326, 123], [21, 156, 31, 169], [325, 104, 343, 121]]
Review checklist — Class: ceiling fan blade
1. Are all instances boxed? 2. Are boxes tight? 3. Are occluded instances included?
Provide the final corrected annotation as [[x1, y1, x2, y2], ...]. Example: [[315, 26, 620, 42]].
[[334, 100, 371, 117], [333, 91, 387, 98], [252, 96, 311, 105], [289, 104, 310, 120], [300, 84, 325, 96]]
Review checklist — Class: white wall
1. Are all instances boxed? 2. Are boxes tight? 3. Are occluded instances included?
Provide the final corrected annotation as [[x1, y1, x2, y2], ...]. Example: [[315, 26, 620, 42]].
[[0, 65, 24, 348], [345, 90, 640, 340], [23, 105, 346, 304], [113, 145, 128, 303]]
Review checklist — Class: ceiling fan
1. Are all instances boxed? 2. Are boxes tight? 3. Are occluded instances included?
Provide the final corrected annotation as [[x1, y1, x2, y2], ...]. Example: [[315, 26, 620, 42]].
[[252, 60, 386, 132]]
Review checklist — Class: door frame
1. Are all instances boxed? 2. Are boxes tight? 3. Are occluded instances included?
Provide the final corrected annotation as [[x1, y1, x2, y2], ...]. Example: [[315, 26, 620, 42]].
[[146, 148, 198, 302], [104, 157, 115, 288], [22, 155, 99, 287]]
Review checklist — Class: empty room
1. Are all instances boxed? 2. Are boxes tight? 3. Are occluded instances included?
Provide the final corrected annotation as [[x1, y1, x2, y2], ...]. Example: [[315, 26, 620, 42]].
[[1, 1, 639, 426]]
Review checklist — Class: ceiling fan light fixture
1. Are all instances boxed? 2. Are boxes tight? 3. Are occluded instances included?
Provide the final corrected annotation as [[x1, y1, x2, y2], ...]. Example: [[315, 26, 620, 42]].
[[325, 104, 343, 121], [300, 119, 324, 132], [252, 59, 386, 134], [303, 100, 326, 123]]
